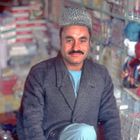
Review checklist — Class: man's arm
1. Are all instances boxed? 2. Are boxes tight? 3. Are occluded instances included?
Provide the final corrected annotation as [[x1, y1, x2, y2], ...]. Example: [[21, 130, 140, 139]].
[[17, 68, 46, 140], [98, 68, 122, 140]]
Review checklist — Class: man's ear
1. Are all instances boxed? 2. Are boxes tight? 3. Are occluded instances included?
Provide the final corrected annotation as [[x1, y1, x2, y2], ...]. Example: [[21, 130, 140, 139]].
[[89, 38, 93, 47]]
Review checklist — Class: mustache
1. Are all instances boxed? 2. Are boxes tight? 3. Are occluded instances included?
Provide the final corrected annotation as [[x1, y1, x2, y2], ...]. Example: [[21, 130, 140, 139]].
[[69, 50, 84, 55]]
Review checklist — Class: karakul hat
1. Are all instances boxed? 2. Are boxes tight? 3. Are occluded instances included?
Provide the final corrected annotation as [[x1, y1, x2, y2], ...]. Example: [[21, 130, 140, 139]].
[[59, 7, 92, 32]]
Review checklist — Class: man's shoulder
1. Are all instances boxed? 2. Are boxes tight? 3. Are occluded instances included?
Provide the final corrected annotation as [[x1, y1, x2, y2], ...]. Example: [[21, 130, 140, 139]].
[[86, 59, 112, 84], [87, 59, 107, 72], [32, 57, 56, 70], [29, 57, 57, 76]]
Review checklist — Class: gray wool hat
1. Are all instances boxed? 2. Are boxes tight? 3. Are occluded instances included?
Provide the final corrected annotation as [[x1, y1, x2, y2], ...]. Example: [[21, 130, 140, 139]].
[[59, 7, 92, 32]]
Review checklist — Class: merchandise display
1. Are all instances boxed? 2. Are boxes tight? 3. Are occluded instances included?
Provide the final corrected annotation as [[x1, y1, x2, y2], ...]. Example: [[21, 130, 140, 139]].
[[121, 22, 140, 89], [0, 12, 16, 45], [0, 0, 50, 111], [10, 6, 33, 43], [0, 39, 8, 70], [29, 0, 44, 20]]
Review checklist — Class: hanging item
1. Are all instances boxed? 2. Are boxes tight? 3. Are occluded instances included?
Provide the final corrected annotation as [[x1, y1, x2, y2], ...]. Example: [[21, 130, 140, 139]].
[[29, 0, 44, 20], [121, 22, 140, 89]]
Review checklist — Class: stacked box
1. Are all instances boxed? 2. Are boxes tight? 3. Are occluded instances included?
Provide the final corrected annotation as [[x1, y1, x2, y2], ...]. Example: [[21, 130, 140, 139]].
[[0, 94, 21, 113], [0, 94, 5, 113], [82, 0, 88, 6], [9, 43, 29, 57], [30, 19, 48, 49], [8, 6, 46, 65], [10, 6, 33, 43], [0, 13, 16, 44], [0, 39, 8, 69], [30, 19, 47, 32]]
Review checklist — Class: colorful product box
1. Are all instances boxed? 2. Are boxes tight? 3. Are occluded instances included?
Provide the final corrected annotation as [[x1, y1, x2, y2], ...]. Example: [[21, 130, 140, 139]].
[[30, 19, 47, 31]]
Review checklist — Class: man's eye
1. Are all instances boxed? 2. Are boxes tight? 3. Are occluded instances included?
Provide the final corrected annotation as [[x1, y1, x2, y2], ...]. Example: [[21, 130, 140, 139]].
[[80, 39, 87, 43], [66, 39, 73, 43]]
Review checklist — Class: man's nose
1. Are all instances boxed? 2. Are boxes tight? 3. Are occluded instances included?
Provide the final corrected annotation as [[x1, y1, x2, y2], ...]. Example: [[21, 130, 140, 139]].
[[72, 41, 80, 50]]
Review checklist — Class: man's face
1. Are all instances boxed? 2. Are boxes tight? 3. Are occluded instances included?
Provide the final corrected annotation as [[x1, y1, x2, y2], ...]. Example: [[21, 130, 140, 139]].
[[60, 25, 91, 70]]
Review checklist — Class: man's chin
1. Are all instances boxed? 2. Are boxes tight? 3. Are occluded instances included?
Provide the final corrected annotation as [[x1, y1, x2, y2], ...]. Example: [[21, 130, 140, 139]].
[[69, 60, 84, 66]]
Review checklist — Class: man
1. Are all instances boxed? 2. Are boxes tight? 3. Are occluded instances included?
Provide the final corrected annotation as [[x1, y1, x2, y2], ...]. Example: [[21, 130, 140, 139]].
[[17, 7, 122, 140]]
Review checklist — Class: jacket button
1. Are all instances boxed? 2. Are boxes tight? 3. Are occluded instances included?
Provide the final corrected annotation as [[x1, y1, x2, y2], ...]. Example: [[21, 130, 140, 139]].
[[49, 131, 56, 137], [73, 118, 76, 122]]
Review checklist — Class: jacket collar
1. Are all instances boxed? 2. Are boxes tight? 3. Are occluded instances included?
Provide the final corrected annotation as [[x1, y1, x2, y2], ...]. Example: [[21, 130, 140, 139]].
[[54, 53, 96, 110], [54, 54, 75, 110], [79, 59, 96, 88], [54, 53, 69, 88], [55, 53, 96, 88]]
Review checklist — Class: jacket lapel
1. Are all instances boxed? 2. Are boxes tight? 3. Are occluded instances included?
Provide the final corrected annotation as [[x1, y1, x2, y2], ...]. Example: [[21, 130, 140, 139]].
[[73, 59, 97, 116], [55, 56, 76, 110]]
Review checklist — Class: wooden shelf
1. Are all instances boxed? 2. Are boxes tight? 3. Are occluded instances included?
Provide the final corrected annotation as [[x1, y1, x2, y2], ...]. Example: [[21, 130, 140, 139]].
[[0, 2, 12, 7], [123, 88, 140, 101], [0, 111, 16, 125]]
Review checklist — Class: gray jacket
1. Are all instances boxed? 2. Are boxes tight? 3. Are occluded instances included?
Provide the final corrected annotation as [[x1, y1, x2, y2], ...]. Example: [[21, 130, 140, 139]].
[[17, 55, 122, 140]]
